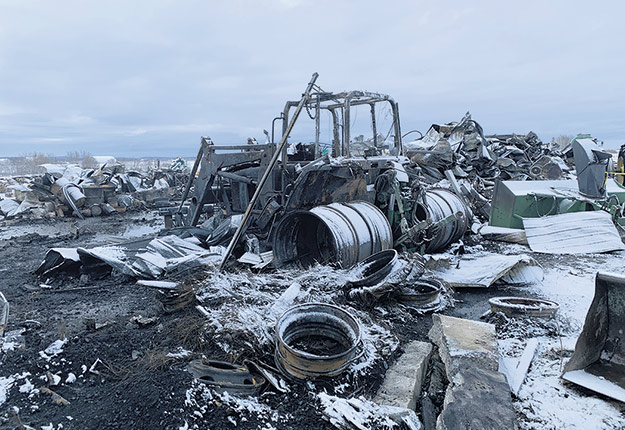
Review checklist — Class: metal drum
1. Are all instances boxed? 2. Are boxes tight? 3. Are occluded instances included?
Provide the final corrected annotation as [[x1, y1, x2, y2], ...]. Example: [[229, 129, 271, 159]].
[[273, 201, 392, 268]]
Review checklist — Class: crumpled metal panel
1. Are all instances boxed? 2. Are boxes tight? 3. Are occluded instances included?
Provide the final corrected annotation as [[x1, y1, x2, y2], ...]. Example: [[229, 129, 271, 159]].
[[572, 138, 612, 197]]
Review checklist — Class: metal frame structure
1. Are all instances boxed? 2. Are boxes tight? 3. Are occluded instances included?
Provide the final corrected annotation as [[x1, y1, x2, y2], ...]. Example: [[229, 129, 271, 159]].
[[280, 90, 402, 159], [171, 83, 404, 229]]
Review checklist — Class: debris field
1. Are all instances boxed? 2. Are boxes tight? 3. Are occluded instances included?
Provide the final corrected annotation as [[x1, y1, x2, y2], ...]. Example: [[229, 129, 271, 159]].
[[1, 74, 625, 430]]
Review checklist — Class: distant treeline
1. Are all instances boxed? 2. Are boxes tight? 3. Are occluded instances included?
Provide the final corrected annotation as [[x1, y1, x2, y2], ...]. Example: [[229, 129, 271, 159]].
[[0, 152, 170, 176]]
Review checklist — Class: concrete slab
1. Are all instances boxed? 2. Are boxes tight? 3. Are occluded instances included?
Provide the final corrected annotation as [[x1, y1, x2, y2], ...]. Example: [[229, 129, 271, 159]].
[[428, 314, 516, 430], [375, 340, 433, 410], [428, 314, 498, 376]]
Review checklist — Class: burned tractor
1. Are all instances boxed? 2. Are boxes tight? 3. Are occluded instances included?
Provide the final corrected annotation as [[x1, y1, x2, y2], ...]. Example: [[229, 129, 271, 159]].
[[164, 73, 471, 269]]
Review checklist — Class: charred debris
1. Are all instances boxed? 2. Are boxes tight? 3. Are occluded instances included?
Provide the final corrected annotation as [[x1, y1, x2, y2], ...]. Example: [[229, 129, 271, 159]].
[[5, 73, 625, 429], [0, 158, 189, 220]]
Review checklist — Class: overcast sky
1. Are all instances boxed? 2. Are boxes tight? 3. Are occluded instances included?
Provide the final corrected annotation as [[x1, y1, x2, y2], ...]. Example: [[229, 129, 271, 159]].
[[0, 0, 624, 157]]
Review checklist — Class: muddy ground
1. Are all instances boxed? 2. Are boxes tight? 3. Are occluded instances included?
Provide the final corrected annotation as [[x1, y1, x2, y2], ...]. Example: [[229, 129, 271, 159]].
[[0, 211, 621, 430]]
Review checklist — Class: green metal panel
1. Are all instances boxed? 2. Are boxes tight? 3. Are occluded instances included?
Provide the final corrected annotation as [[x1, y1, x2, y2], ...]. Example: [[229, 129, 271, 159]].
[[489, 179, 625, 229]]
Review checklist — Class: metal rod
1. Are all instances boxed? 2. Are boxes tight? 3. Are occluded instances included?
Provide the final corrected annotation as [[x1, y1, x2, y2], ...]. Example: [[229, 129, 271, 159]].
[[315, 94, 321, 158], [271, 113, 284, 144], [219, 72, 319, 270], [216, 170, 256, 185], [343, 96, 351, 157], [177, 137, 209, 215], [390, 100, 402, 155], [210, 144, 270, 151], [370, 103, 377, 147]]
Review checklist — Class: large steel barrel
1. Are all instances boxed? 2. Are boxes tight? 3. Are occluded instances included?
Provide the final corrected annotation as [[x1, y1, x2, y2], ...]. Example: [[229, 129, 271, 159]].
[[273, 201, 392, 268], [413, 188, 472, 253]]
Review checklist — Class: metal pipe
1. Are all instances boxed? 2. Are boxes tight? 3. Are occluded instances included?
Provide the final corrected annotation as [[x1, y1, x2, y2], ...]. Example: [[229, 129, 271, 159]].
[[370, 103, 377, 147], [216, 170, 256, 185], [390, 100, 402, 155], [331, 109, 340, 157], [272, 201, 392, 269], [177, 137, 210, 215], [344, 95, 351, 157], [219, 73, 319, 270], [314, 94, 321, 158], [271, 113, 285, 144]]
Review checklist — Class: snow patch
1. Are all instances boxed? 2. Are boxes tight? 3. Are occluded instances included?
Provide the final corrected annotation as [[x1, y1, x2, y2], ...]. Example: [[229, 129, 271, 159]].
[[39, 338, 68, 361]]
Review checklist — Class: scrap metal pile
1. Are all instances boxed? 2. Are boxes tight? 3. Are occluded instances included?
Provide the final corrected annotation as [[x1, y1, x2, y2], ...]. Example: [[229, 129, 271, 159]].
[[25, 74, 625, 429], [405, 112, 573, 184], [0, 159, 189, 220]]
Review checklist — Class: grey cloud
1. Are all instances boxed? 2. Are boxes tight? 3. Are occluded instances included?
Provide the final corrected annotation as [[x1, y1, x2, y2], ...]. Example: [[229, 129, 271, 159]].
[[0, 0, 624, 157]]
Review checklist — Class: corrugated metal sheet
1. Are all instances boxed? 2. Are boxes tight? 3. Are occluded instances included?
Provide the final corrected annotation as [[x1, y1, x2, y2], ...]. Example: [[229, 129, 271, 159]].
[[523, 211, 625, 254]]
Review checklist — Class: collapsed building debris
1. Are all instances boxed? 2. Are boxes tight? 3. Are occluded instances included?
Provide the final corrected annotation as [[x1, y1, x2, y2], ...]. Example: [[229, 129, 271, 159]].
[[489, 178, 625, 229], [523, 211, 625, 254], [489, 135, 625, 241], [404, 112, 571, 183], [426, 253, 544, 288], [36, 235, 224, 279]]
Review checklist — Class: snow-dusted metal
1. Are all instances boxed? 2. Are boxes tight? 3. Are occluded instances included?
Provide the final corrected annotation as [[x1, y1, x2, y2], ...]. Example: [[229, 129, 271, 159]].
[[273, 201, 392, 268], [274, 303, 362, 379]]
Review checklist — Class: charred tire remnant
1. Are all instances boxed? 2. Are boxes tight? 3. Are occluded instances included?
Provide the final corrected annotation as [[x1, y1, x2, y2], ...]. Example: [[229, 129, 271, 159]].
[[275, 303, 362, 379], [413, 188, 472, 253], [488, 296, 559, 318], [350, 249, 398, 288], [273, 201, 392, 268], [396, 278, 443, 306]]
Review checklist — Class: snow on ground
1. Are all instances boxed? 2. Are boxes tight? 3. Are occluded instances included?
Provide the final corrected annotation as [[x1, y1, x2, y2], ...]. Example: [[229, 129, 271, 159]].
[[498, 246, 625, 429], [195, 264, 400, 382], [195, 263, 400, 376], [183, 381, 291, 429], [535, 251, 625, 327], [516, 337, 625, 430], [121, 223, 161, 239]]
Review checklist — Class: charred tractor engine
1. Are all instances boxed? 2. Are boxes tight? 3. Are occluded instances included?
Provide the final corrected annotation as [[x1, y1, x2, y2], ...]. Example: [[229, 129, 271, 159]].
[[163, 73, 471, 269]]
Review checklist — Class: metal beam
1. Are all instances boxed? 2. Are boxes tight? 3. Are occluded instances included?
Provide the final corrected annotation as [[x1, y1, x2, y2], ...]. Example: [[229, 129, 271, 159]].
[[219, 72, 319, 270]]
